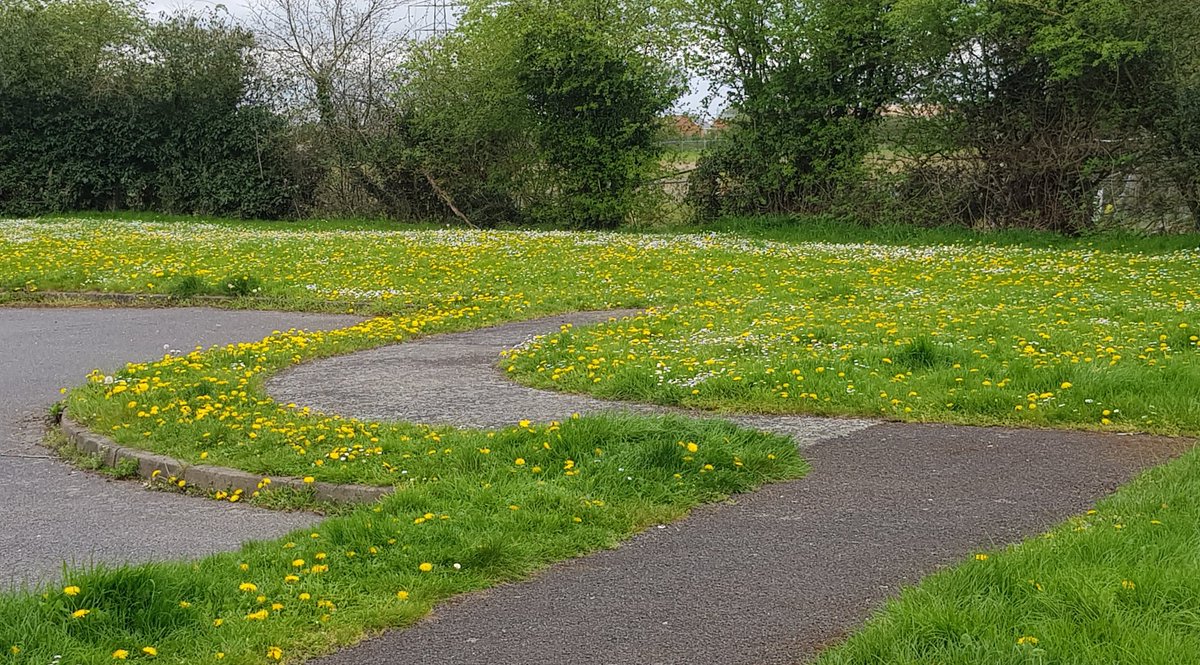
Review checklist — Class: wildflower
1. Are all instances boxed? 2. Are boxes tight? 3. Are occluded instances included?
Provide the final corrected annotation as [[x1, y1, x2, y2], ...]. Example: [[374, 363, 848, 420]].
[[72, 609, 91, 618], [63, 586, 80, 596], [419, 562, 433, 572], [142, 647, 158, 657], [1016, 636, 1038, 646], [267, 647, 283, 661], [112, 650, 129, 660]]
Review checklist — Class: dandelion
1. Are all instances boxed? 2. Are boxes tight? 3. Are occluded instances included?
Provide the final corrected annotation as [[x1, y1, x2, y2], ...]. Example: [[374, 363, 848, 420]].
[[142, 647, 158, 657], [63, 586, 80, 596], [419, 562, 433, 572], [112, 650, 129, 660]]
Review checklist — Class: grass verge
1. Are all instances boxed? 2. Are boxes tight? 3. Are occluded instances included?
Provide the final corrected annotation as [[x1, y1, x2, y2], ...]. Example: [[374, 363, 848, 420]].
[[4, 414, 802, 664], [815, 445, 1200, 664]]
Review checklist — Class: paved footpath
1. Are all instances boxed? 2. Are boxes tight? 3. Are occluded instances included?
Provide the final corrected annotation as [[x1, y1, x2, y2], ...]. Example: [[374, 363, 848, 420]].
[[270, 311, 1193, 665], [0, 307, 359, 587]]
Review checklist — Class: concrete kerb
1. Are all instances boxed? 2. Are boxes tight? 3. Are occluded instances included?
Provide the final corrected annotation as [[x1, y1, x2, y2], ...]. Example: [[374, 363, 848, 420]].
[[58, 415, 391, 504]]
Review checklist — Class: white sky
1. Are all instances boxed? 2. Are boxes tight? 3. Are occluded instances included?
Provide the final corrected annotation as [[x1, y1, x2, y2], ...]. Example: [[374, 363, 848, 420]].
[[144, 0, 721, 117]]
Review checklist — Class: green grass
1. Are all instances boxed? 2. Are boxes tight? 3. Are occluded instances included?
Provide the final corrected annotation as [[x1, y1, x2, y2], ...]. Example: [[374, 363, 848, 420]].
[[45, 429, 140, 480], [700, 213, 1200, 252], [4, 414, 802, 664], [816, 446, 1200, 664], [2, 215, 1199, 663]]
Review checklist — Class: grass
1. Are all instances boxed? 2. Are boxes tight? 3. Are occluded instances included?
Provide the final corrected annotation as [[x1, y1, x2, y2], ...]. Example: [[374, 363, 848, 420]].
[[5, 414, 802, 664], [1, 214, 1198, 663], [45, 429, 140, 480], [4, 216, 1198, 436], [700, 213, 1200, 252], [816, 446, 1200, 664]]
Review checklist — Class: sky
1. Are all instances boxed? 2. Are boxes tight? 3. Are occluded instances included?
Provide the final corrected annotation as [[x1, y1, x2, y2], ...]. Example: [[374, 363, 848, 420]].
[[143, 0, 722, 117]]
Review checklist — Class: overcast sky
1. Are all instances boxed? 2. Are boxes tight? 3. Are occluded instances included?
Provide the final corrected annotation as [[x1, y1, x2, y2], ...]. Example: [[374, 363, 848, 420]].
[[143, 0, 721, 116]]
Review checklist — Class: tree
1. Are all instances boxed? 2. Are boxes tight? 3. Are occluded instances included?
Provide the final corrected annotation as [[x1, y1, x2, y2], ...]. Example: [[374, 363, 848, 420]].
[[249, 0, 412, 211], [515, 4, 677, 228], [381, 0, 682, 227], [686, 0, 898, 217], [886, 0, 1196, 231]]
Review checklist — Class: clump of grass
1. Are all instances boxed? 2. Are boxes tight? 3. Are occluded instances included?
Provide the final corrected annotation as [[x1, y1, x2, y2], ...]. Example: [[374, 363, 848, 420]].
[[894, 336, 952, 370], [221, 274, 262, 298], [167, 275, 210, 298]]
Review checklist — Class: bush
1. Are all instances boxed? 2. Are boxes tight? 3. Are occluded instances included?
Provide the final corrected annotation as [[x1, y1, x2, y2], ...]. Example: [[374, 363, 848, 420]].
[[0, 1, 307, 219]]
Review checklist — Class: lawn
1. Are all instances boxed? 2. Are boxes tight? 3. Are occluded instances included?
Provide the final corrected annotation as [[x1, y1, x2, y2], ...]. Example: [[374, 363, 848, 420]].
[[4, 217, 1197, 437], [1, 215, 1198, 663]]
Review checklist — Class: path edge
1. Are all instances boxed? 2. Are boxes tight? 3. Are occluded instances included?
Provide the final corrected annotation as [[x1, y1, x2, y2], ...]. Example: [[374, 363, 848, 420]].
[[58, 414, 391, 504]]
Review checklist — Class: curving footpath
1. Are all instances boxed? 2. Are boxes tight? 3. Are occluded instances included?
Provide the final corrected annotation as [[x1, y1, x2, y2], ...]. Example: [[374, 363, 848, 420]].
[[270, 312, 1192, 665], [0, 307, 360, 587]]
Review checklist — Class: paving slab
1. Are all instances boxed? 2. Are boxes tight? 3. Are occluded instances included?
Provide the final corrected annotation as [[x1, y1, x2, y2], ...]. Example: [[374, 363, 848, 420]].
[[0, 307, 360, 587], [268, 312, 1191, 665]]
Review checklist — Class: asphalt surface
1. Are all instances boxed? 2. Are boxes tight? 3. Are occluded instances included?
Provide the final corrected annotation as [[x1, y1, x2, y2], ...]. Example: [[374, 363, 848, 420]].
[[269, 312, 1191, 665], [269, 310, 878, 444], [0, 307, 360, 587]]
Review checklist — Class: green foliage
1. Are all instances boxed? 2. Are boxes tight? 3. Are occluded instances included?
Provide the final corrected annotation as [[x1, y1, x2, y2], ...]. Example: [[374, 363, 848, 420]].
[[688, 0, 897, 217], [884, 0, 1199, 231], [0, 0, 305, 218], [384, 12, 538, 226], [385, 0, 681, 228], [515, 7, 676, 228]]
